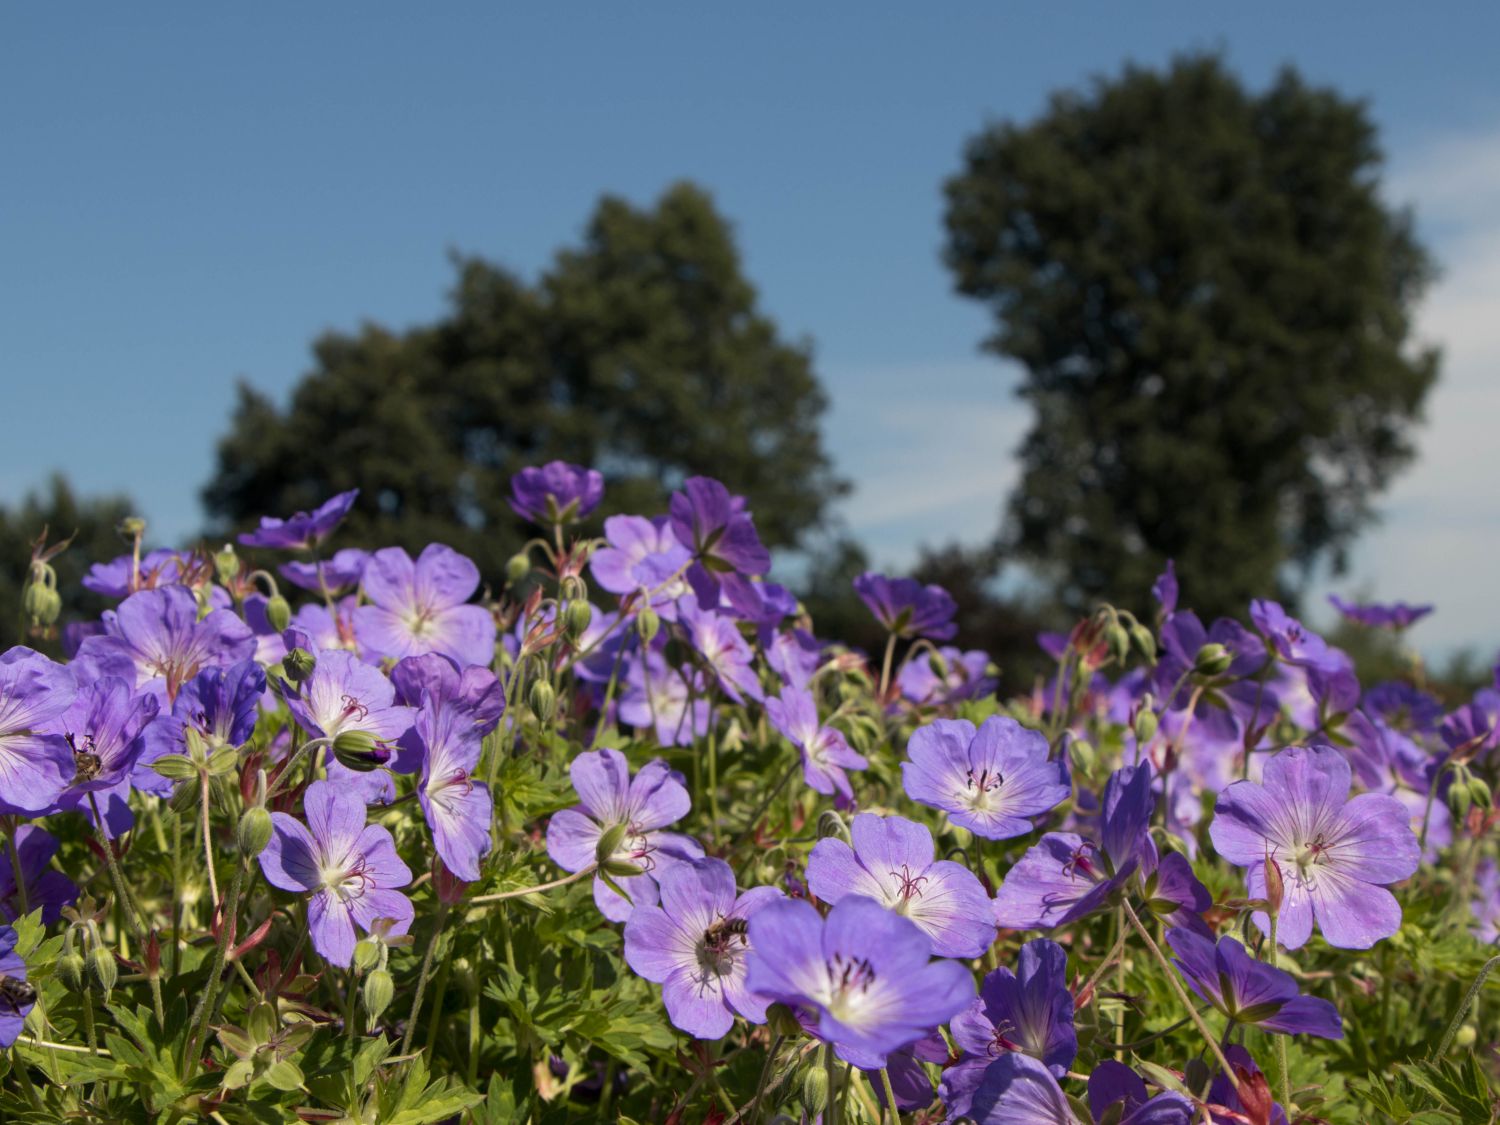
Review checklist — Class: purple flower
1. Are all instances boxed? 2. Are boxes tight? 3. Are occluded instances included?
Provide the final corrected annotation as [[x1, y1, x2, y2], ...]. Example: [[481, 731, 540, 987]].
[[1249, 600, 1340, 672], [354, 544, 496, 669], [669, 476, 771, 617], [1152, 560, 1178, 616], [590, 516, 692, 617], [412, 697, 493, 881], [258, 779, 413, 966], [1210, 745, 1419, 949], [618, 653, 713, 748], [1208, 1045, 1289, 1125], [679, 597, 764, 703], [1328, 594, 1433, 631], [902, 717, 1069, 840], [853, 572, 957, 641], [545, 749, 703, 923], [765, 628, 822, 691], [898, 646, 997, 706], [765, 686, 867, 801], [509, 461, 605, 525], [77, 585, 256, 703], [942, 940, 1076, 1117], [1166, 927, 1342, 1038], [807, 813, 994, 958], [622, 857, 782, 1039], [744, 895, 974, 1066], [0, 825, 77, 925], [239, 489, 359, 550], [280, 548, 370, 595], [54, 676, 160, 797], [1141, 852, 1213, 937], [1475, 859, 1500, 944], [993, 764, 1156, 931], [0, 924, 35, 1049], [286, 650, 412, 746], [158, 660, 265, 763], [1085, 1060, 1196, 1125], [965, 1053, 1193, 1124], [82, 549, 185, 598], [390, 651, 504, 769], [0, 647, 76, 815]]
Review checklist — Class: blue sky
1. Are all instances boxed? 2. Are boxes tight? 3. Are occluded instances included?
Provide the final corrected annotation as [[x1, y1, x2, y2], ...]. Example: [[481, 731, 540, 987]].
[[4, 6, 1499, 657]]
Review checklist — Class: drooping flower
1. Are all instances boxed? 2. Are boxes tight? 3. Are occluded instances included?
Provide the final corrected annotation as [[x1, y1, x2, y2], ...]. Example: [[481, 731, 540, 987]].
[[902, 716, 1069, 840], [1328, 594, 1433, 631], [258, 779, 413, 966], [993, 764, 1156, 930], [668, 476, 771, 617], [1139, 852, 1213, 937], [280, 548, 370, 595], [679, 597, 764, 703], [0, 646, 76, 815], [618, 653, 713, 748], [744, 895, 974, 1066], [545, 749, 703, 923], [1473, 859, 1500, 944], [354, 544, 496, 669], [964, 1053, 1193, 1125], [765, 627, 822, 691], [622, 857, 782, 1038], [807, 813, 994, 958], [0, 924, 36, 1049], [411, 696, 493, 882], [853, 572, 957, 641], [898, 646, 997, 706], [764, 686, 867, 801], [0, 824, 78, 925], [942, 940, 1076, 1117], [1209, 745, 1419, 949], [1165, 927, 1342, 1038], [238, 489, 359, 550], [590, 515, 692, 618], [509, 461, 605, 525], [77, 585, 256, 703]]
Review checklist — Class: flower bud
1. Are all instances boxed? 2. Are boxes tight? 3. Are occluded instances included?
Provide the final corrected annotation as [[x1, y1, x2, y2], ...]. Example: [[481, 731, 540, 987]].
[[816, 810, 850, 844], [1455, 1024, 1478, 1049], [1470, 777, 1493, 810], [1128, 621, 1157, 664], [1132, 707, 1159, 746], [57, 952, 86, 992], [282, 647, 316, 684], [766, 1002, 802, 1039], [265, 595, 291, 634], [563, 600, 593, 640], [595, 823, 628, 867], [238, 807, 273, 857], [505, 551, 531, 585], [1450, 782, 1473, 821], [1263, 856, 1285, 916], [601, 857, 646, 878], [1105, 622, 1131, 664], [1192, 643, 1233, 678], [22, 572, 62, 628], [117, 516, 147, 539], [352, 939, 382, 972], [170, 778, 200, 814], [800, 1064, 829, 1116], [214, 544, 241, 584], [636, 608, 661, 643], [926, 650, 950, 680], [331, 731, 391, 773], [1069, 738, 1096, 774], [88, 946, 118, 995], [152, 753, 198, 782], [528, 680, 557, 723], [362, 968, 394, 1025]]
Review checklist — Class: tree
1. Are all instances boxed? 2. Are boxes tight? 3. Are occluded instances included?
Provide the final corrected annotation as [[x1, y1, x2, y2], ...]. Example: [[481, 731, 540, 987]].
[[203, 182, 848, 578], [0, 475, 138, 651], [943, 54, 1438, 620]]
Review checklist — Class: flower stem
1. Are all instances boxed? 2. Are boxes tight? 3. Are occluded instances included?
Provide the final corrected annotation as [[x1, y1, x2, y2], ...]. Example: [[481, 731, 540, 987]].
[[200, 772, 220, 911], [6, 818, 29, 916], [469, 863, 596, 905], [88, 792, 165, 1026], [1430, 953, 1500, 1060], [183, 857, 246, 1077], [877, 634, 898, 701], [401, 903, 451, 1055], [824, 1040, 840, 1125], [878, 1066, 899, 1124], [1269, 912, 1292, 1113]]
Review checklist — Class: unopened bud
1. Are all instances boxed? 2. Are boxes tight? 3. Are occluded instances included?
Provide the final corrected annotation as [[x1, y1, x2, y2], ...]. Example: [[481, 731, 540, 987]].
[[1192, 643, 1233, 678], [331, 730, 391, 773], [282, 648, 316, 684], [816, 810, 850, 843], [1450, 782, 1474, 821], [800, 1065, 829, 1116], [352, 939, 381, 972], [170, 779, 200, 814], [117, 516, 147, 539], [636, 608, 661, 643], [766, 1002, 802, 1039], [238, 807, 273, 857], [505, 551, 531, 585], [528, 680, 557, 723], [57, 952, 86, 992], [1263, 856, 1285, 916], [152, 753, 198, 782], [595, 824, 628, 867], [1105, 622, 1131, 664], [1133, 707, 1159, 745], [88, 946, 118, 995], [1470, 777, 1493, 810], [563, 600, 593, 639], [214, 544, 241, 584], [265, 595, 291, 634], [22, 571, 62, 628], [927, 650, 950, 680], [1128, 621, 1157, 663], [1069, 738, 1096, 774], [362, 969, 394, 1025]]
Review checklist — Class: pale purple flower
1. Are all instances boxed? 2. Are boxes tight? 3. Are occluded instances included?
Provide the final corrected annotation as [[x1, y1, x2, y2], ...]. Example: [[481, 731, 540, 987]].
[[765, 686, 867, 801], [898, 646, 997, 706], [509, 461, 605, 524], [623, 857, 782, 1039], [0, 924, 35, 1049], [0, 646, 76, 815], [902, 716, 1068, 840], [618, 653, 713, 748], [590, 515, 692, 618], [853, 572, 957, 641], [354, 544, 496, 669], [77, 585, 256, 703], [258, 779, 413, 966], [669, 476, 771, 617], [1473, 859, 1500, 944], [289, 597, 361, 656], [1328, 594, 1433, 631], [412, 697, 492, 881], [679, 597, 763, 703], [285, 649, 414, 761], [744, 895, 974, 1067], [942, 939, 1076, 1117], [82, 549, 186, 598], [239, 489, 359, 550], [1209, 745, 1420, 949], [1166, 928, 1342, 1038], [765, 628, 821, 690], [0, 825, 77, 925], [280, 548, 370, 595], [545, 749, 703, 923], [807, 813, 994, 958]]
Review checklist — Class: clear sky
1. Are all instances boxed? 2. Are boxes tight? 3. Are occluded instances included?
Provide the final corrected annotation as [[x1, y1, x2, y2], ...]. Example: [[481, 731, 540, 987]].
[[4, 6, 1499, 658]]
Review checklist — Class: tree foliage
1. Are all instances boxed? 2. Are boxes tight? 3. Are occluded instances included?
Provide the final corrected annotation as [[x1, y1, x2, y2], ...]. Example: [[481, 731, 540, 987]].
[[943, 54, 1439, 620], [203, 182, 847, 577]]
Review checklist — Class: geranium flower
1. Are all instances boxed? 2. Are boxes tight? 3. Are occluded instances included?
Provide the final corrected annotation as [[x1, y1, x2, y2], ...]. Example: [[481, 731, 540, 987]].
[[411, 696, 492, 882], [280, 548, 370, 595], [902, 716, 1068, 840], [0, 924, 35, 1049], [1208, 1045, 1289, 1125], [1165, 928, 1342, 1038], [258, 779, 413, 966], [1328, 594, 1433, 631], [853, 572, 957, 641], [669, 476, 771, 617], [765, 686, 867, 801], [509, 461, 604, 525], [354, 544, 496, 669], [1209, 744, 1419, 949], [964, 1053, 1193, 1124], [238, 489, 359, 550], [618, 653, 713, 748], [590, 515, 692, 618], [0, 646, 76, 815], [0, 825, 77, 925], [806, 813, 994, 958], [898, 646, 997, 706], [679, 597, 763, 703]]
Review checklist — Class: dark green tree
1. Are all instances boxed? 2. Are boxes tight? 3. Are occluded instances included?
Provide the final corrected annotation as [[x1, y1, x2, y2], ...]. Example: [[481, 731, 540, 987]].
[[943, 54, 1439, 619], [0, 475, 138, 651], [203, 182, 847, 578]]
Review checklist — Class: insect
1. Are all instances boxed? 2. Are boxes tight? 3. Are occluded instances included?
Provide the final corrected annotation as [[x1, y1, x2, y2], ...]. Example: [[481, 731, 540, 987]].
[[0, 974, 37, 1015], [703, 915, 750, 956], [66, 732, 103, 782]]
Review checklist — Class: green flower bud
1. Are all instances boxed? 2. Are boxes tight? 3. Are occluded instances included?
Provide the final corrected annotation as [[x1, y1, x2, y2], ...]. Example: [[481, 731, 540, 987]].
[[1455, 1023, 1478, 1049], [528, 679, 557, 723], [1069, 738, 1097, 774], [1133, 707, 1159, 745], [331, 730, 391, 773], [362, 968, 395, 1025], [766, 1002, 802, 1038], [265, 595, 291, 634], [22, 576, 62, 628], [504, 551, 531, 585], [1471, 777, 1494, 810], [152, 753, 198, 782], [800, 1064, 829, 1116], [1192, 643, 1233, 678], [927, 650, 950, 679], [563, 600, 593, 639], [1128, 621, 1157, 663], [601, 857, 647, 878], [207, 747, 240, 777], [238, 807, 273, 857], [170, 778, 200, 814], [816, 810, 850, 843], [282, 647, 316, 684], [88, 945, 118, 995], [636, 608, 661, 643], [117, 516, 147, 539], [214, 544, 241, 584], [352, 939, 381, 972], [595, 823, 628, 867], [1105, 622, 1131, 664], [57, 952, 86, 992], [1449, 781, 1473, 821]]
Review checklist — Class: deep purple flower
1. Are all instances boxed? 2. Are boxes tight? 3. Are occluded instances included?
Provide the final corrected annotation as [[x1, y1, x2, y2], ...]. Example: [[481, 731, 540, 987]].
[[258, 779, 413, 966], [618, 653, 713, 748], [1085, 1060, 1196, 1125], [0, 924, 35, 1049], [942, 940, 1076, 1117], [853, 572, 957, 641], [863, 1033, 949, 1113], [1210, 745, 1419, 949], [898, 646, 997, 706], [77, 585, 256, 703], [155, 660, 266, 764], [744, 895, 974, 1066], [623, 857, 782, 1039], [390, 652, 504, 773], [280, 548, 370, 595], [1364, 680, 1445, 735], [82, 549, 185, 598], [53, 676, 160, 798], [1441, 687, 1500, 758], [965, 1052, 1193, 1124], [669, 476, 771, 617], [993, 764, 1156, 930], [590, 515, 692, 618], [412, 697, 492, 881], [545, 749, 703, 923], [1166, 927, 1341, 1038], [0, 647, 76, 815], [1208, 1045, 1289, 1125], [808, 813, 993, 958], [679, 597, 763, 703], [902, 716, 1069, 840], [1249, 600, 1341, 673], [1140, 851, 1213, 937], [0, 825, 77, 925], [354, 544, 496, 669], [239, 489, 359, 550], [764, 686, 867, 801], [1328, 594, 1433, 631], [509, 461, 605, 525]]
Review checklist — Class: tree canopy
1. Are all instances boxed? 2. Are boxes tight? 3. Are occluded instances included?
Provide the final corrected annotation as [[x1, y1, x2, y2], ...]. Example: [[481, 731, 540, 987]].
[[943, 53, 1439, 620], [203, 182, 848, 578]]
